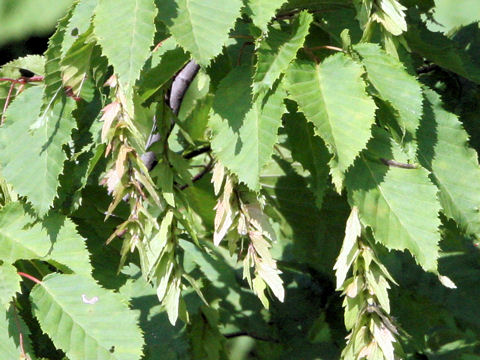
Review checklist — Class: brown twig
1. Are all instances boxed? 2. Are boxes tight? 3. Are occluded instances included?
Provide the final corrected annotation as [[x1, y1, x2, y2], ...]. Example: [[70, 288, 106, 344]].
[[0, 75, 44, 84], [183, 145, 211, 159], [179, 160, 214, 190], [302, 47, 319, 64], [1, 75, 45, 125], [380, 158, 418, 169], [238, 41, 254, 66]]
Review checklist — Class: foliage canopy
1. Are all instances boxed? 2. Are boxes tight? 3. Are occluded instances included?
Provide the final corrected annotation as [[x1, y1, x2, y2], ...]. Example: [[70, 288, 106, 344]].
[[1, 0, 480, 359]]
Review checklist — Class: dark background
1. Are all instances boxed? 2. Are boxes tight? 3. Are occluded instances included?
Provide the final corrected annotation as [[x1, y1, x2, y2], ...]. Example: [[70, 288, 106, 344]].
[[0, 35, 50, 66]]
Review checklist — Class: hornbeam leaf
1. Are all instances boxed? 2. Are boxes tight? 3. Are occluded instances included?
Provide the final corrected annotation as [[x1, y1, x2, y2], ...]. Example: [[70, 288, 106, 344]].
[[253, 10, 312, 94], [0, 263, 21, 308], [44, 5, 74, 102], [30, 273, 144, 360], [405, 22, 480, 84], [61, 26, 96, 98], [0, 203, 51, 263], [156, 0, 243, 66], [354, 43, 423, 136], [44, 215, 93, 277], [246, 0, 288, 33], [418, 89, 480, 239], [0, 306, 35, 359], [62, 0, 98, 56], [284, 111, 330, 209], [285, 54, 376, 191], [94, 0, 157, 89], [210, 66, 286, 190], [0, 86, 76, 215], [346, 127, 441, 272], [138, 37, 189, 103]]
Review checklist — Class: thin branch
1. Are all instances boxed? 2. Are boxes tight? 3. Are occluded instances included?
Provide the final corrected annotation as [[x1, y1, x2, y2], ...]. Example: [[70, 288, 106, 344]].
[[0, 75, 44, 84], [183, 145, 211, 159], [223, 331, 280, 343], [380, 158, 418, 169], [179, 160, 213, 190], [302, 47, 320, 64], [18, 272, 42, 284], [237, 41, 254, 66], [143, 60, 201, 171], [1, 82, 15, 125], [12, 306, 29, 359]]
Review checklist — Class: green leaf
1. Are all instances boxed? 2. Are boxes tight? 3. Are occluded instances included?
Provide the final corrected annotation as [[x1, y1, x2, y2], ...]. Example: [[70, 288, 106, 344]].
[[62, 0, 98, 56], [260, 157, 348, 274], [60, 26, 96, 98], [138, 37, 189, 103], [0, 86, 76, 215], [245, 0, 288, 32], [430, 0, 480, 32], [156, 0, 243, 66], [284, 111, 330, 209], [210, 67, 287, 190], [285, 54, 376, 191], [373, 0, 407, 36], [346, 127, 441, 272], [30, 273, 144, 360], [0, 203, 51, 263], [0, 263, 21, 308], [0, 306, 35, 359], [0, 54, 45, 79], [44, 215, 93, 277], [405, 22, 480, 84], [94, 0, 157, 89], [354, 43, 423, 136], [418, 89, 480, 239], [0, 55, 45, 120], [253, 11, 312, 95], [44, 5, 73, 103]]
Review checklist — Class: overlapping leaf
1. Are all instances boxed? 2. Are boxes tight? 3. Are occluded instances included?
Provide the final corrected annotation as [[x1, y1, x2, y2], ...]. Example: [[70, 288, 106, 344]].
[[405, 22, 480, 84], [354, 43, 423, 136], [94, 0, 157, 89], [418, 89, 480, 239], [245, 0, 288, 32], [284, 111, 330, 209], [44, 5, 73, 102], [0, 263, 20, 308], [156, 0, 243, 66], [210, 66, 286, 190], [346, 127, 441, 272], [0, 86, 76, 215], [285, 53, 376, 190], [62, 0, 98, 56], [253, 11, 312, 94], [0, 203, 51, 263], [61, 27, 96, 98], [0, 307, 35, 359], [138, 37, 189, 103], [31, 273, 144, 360], [44, 215, 93, 277]]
